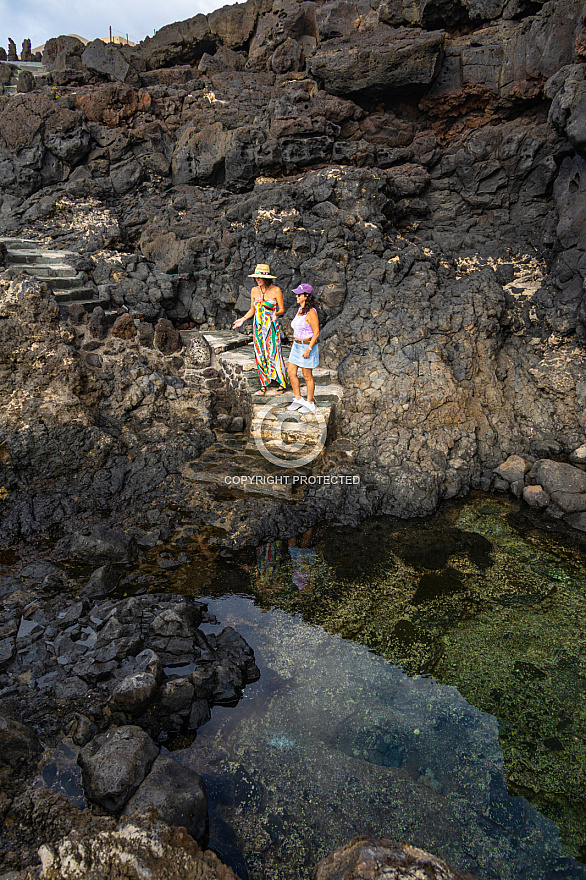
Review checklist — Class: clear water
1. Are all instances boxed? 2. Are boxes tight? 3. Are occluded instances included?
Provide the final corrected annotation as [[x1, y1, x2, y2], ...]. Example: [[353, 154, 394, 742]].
[[153, 493, 586, 880]]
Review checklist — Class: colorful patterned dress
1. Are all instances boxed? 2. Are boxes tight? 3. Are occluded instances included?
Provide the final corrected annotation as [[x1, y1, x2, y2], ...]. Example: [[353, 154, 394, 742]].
[[253, 299, 287, 389]]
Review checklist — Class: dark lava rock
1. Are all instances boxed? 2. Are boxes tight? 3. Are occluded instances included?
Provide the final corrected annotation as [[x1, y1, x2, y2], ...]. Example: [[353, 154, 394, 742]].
[[527, 459, 586, 513], [0, 713, 41, 769], [81, 40, 140, 87], [159, 677, 194, 713], [188, 699, 211, 731], [78, 725, 159, 812], [154, 318, 182, 354], [308, 26, 445, 96], [111, 313, 136, 339], [43, 35, 85, 67], [85, 352, 103, 369], [88, 306, 108, 339], [80, 564, 122, 599], [62, 526, 137, 564], [122, 754, 208, 841], [314, 837, 480, 880], [16, 70, 35, 94], [66, 303, 87, 325], [111, 672, 159, 716], [137, 321, 155, 347]]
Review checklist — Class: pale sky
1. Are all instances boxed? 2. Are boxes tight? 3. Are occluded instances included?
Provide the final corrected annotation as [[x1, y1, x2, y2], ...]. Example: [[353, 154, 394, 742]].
[[0, 0, 225, 53]]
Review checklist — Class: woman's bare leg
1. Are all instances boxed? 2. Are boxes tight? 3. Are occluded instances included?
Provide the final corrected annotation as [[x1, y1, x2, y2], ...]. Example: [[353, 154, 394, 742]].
[[288, 362, 301, 397], [301, 367, 315, 403]]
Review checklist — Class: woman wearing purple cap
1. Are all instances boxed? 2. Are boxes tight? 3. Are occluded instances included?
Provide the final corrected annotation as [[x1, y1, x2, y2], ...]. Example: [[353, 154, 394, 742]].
[[287, 284, 319, 413]]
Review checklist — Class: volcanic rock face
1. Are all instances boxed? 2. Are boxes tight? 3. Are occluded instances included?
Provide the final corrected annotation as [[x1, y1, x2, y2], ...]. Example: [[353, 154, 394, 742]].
[[1, 0, 586, 529]]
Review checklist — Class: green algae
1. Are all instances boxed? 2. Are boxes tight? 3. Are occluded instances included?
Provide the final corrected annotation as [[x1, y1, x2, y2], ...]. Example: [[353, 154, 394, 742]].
[[246, 495, 586, 861]]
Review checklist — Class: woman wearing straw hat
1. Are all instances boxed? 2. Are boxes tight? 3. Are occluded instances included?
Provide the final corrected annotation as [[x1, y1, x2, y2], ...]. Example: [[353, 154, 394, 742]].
[[232, 264, 288, 395]]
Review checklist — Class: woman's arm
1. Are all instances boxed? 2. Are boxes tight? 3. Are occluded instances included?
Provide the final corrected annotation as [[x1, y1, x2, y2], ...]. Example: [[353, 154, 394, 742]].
[[274, 287, 285, 317], [233, 288, 258, 328], [302, 308, 320, 357]]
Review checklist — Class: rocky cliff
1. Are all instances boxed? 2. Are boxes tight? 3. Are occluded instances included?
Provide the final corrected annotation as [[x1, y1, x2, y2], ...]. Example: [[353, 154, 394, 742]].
[[1, 0, 586, 531]]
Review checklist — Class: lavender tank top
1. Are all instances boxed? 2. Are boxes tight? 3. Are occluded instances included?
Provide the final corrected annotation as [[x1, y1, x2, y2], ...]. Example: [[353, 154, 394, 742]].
[[291, 308, 315, 339]]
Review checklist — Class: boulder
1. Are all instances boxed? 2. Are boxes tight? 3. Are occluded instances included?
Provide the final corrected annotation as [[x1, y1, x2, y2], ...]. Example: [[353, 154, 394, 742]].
[[308, 25, 444, 96], [42, 35, 85, 67], [122, 755, 208, 841], [137, 321, 155, 348], [493, 454, 532, 484], [82, 40, 140, 87], [137, 15, 213, 69], [80, 564, 121, 599], [111, 672, 158, 715], [154, 318, 183, 355], [78, 725, 159, 812], [89, 306, 109, 339], [184, 332, 212, 367], [16, 70, 35, 93], [523, 485, 550, 510], [527, 459, 586, 513], [314, 838, 479, 880], [111, 313, 137, 339], [159, 677, 194, 713], [63, 526, 138, 564]]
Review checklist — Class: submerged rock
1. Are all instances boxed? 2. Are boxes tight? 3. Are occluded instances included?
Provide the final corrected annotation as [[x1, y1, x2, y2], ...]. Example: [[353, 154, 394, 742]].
[[122, 755, 208, 841]]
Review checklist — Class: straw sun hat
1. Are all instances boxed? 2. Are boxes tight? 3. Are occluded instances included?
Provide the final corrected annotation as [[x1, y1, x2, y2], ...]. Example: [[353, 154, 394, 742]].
[[248, 263, 277, 279]]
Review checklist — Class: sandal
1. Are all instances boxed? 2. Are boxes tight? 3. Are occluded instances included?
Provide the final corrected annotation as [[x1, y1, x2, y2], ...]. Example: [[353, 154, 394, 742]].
[[275, 386, 287, 395], [258, 386, 267, 395]]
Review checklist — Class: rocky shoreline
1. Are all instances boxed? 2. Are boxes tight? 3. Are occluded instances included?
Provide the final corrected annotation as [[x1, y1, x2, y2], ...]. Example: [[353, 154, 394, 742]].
[[2, 0, 586, 876]]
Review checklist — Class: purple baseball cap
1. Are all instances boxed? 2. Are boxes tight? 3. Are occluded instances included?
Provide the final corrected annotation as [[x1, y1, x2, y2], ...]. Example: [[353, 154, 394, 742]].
[[292, 283, 314, 295]]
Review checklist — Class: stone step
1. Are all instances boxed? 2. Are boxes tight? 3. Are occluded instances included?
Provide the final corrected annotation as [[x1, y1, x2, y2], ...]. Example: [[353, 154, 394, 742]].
[[54, 291, 106, 307], [44, 277, 90, 292], [8, 263, 78, 279], [195, 329, 250, 353], [0, 237, 38, 250], [250, 384, 342, 404], [6, 249, 74, 266], [246, 369, 335, 389], [61, 299, 112, 314]]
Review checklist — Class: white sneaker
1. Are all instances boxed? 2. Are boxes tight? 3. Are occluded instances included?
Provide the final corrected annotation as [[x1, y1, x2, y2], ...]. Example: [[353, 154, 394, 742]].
[[287, 398, 305, 411], [298, 400, 316, 413]]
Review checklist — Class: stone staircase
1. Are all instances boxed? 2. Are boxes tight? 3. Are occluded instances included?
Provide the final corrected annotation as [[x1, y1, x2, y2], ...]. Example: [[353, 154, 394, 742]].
[[1, 237, 111, 314], [0, 60, 48, 96], [181, 330, 347, 492]]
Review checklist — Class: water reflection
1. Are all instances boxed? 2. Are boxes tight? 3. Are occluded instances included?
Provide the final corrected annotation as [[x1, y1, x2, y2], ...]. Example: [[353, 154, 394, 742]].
[[175, 596, 585, 880], [225, 495, 586, 864]]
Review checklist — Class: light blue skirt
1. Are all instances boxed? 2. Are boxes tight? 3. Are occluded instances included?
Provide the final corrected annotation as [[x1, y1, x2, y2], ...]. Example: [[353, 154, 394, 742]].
[[288, 341, 319, 369]]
